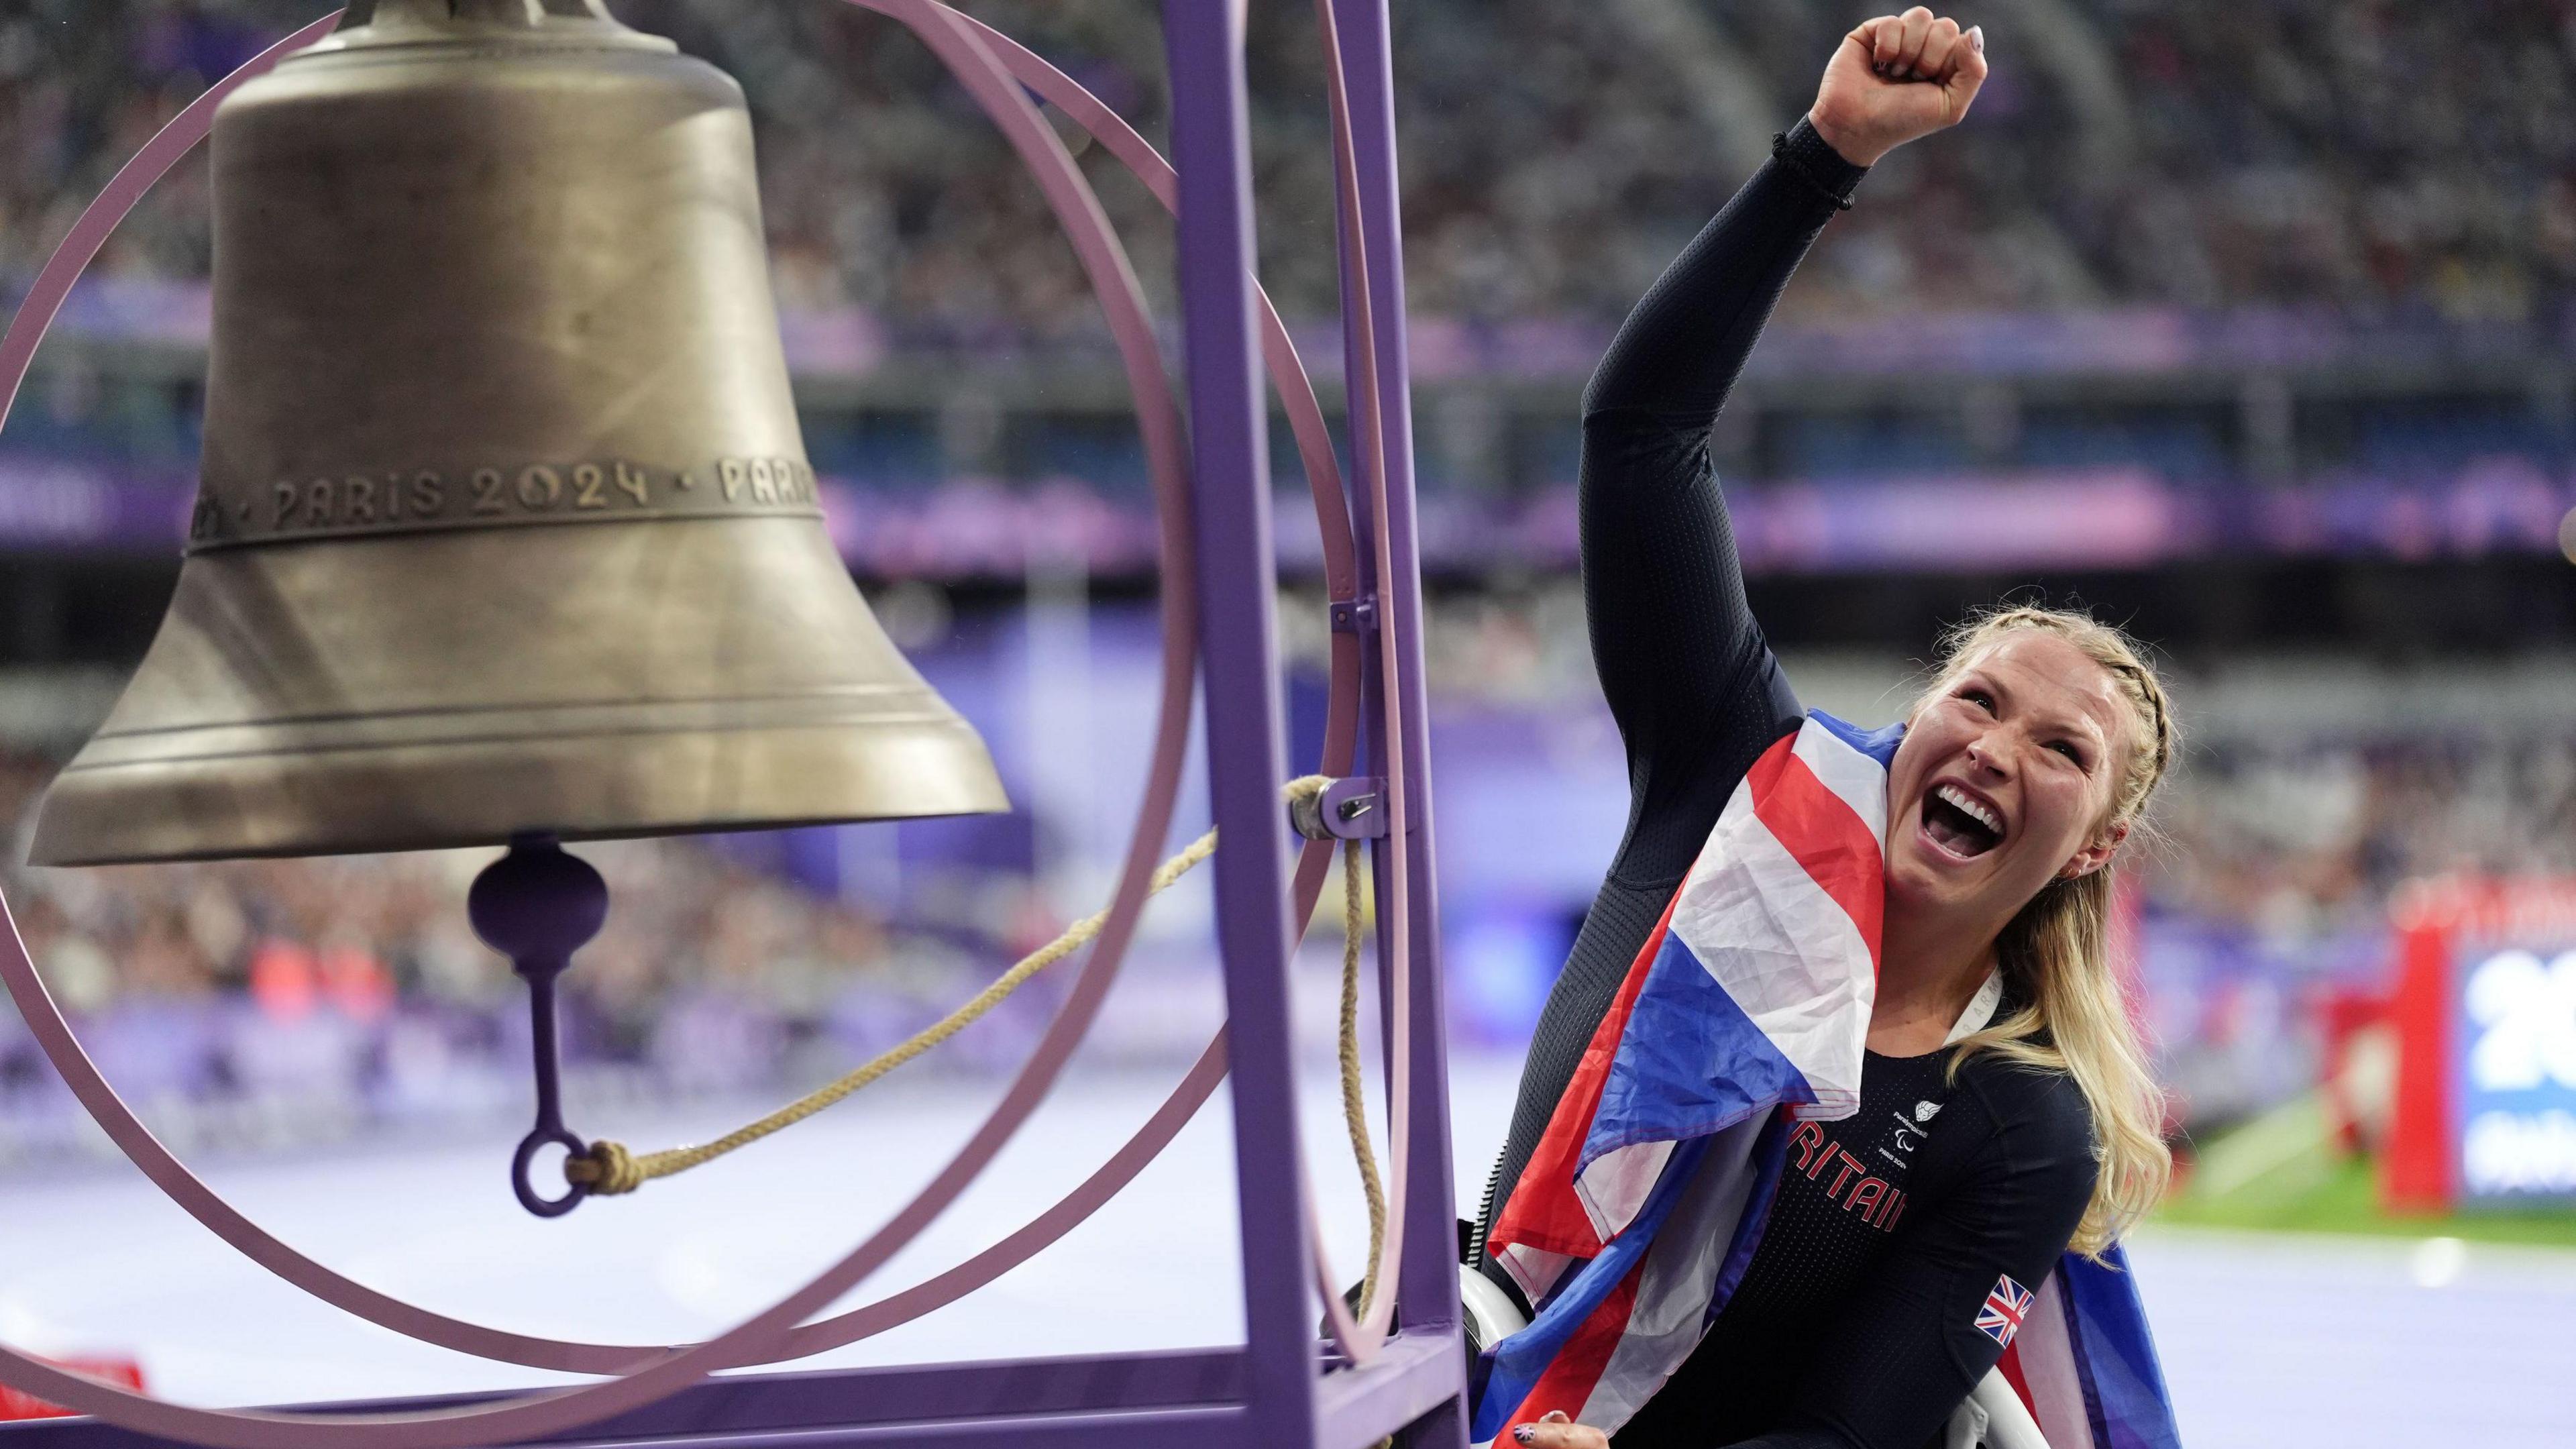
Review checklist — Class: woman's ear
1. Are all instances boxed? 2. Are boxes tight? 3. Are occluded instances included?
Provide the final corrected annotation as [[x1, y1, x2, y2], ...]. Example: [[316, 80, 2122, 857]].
[[2058, 818, 2131, 881]]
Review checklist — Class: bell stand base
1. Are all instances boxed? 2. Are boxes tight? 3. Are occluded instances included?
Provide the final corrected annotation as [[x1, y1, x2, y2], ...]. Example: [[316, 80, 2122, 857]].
[[0, 1339, 1464, 1449]]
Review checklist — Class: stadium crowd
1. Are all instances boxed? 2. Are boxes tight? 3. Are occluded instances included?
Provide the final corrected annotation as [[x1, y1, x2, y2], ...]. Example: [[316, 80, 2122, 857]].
[[2157, 733, 2576, 941], [3, 0, 2573, 332]]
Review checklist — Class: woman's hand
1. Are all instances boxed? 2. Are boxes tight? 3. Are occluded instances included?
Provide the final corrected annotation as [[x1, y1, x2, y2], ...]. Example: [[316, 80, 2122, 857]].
[[1511, 1409, 1611, 1448], [1808, 7, 1988, 167]]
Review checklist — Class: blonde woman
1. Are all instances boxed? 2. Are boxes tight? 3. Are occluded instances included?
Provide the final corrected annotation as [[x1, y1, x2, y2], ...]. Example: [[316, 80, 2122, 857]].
[[1470, 12, 2178, 1448]]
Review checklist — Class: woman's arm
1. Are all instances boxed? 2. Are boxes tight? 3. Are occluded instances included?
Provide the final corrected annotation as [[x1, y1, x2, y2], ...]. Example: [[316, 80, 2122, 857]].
[[1580, 3, 1990, 853], [1576, 119, 1860, 890], [1578, 0, 1986, 883], [1481, 111, 1869, 1304]]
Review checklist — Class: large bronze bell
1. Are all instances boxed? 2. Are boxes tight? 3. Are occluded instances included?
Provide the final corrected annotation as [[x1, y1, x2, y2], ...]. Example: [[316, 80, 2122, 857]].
[[30, 0, 1008, 865]]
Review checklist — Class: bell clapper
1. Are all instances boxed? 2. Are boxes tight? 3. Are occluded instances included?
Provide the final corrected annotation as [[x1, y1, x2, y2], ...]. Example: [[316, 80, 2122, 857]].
[[466, 834, 612, 1218]]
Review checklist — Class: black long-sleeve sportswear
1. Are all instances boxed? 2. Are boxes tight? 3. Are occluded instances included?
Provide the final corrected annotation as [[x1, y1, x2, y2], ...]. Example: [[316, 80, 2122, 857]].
[[1614, 1047, 2096, 1449], [1471, 121, 2100, 1449]]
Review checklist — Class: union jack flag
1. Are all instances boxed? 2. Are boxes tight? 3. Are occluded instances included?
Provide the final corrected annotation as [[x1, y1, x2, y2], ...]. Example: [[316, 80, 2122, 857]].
[[1977, 1273, 2033, 1347], [1472, 712, 2184, 1449]]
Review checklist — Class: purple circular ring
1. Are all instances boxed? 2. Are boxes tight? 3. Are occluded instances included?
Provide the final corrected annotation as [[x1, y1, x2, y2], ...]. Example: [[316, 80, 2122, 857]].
[[0, 1, 1386, 1395], [0, 3, 1232, 1443]]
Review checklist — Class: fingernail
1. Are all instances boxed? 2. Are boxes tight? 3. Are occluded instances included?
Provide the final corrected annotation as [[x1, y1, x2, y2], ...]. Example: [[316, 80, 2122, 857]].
[[1513, 1429, 1536, 1445], [1969, 24, 1985, 52]]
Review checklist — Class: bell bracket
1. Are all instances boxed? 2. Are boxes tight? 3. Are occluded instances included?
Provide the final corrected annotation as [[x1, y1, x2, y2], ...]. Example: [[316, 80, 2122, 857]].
[[335, 0, 633, 35], [1289, 775, 1388, 842]]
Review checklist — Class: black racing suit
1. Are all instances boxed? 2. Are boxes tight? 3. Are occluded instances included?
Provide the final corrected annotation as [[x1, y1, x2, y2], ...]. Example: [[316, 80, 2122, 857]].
[[1470, 120, 2100, 1449]]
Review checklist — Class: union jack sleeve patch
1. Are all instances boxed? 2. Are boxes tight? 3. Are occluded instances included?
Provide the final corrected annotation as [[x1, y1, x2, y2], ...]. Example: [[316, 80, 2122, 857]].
[[1975, 1273, 2033, 1347]]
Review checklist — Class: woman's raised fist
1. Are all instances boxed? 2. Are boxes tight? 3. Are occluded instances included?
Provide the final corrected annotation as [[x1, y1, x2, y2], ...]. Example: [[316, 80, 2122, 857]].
[[1807, 7, 1988, 167]]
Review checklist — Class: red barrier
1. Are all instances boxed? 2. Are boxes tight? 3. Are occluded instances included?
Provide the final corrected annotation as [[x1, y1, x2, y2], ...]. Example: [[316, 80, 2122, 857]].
[[2383, 907, 2455, 1214], [0, 1360, 143, 1422], [2381, 875, 2576, 1214]]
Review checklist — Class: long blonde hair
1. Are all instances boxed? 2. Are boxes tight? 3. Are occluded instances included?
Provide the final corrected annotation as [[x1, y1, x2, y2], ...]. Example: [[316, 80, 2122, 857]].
[[1923, 605, 2177, 1257]]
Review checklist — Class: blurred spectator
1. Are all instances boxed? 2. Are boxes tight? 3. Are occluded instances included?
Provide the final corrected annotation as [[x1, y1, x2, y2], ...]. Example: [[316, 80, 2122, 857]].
[[7, 1, 2573, 335], [2150, 731, 2576, 934]]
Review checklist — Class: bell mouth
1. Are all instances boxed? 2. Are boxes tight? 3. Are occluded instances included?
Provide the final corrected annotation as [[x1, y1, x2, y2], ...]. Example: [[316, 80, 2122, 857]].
[[26, 520, 1012, 868], [30, 706, 1009, 866]]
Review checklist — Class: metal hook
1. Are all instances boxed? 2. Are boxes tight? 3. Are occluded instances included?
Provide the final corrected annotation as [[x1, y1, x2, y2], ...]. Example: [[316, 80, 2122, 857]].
[[513, 1125, 590, 1218], [509, 957, 589, 1217]]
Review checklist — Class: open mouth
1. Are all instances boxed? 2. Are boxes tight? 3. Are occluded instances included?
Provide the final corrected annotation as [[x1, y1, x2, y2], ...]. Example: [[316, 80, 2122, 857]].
[[1921, 783, 2004, 859]]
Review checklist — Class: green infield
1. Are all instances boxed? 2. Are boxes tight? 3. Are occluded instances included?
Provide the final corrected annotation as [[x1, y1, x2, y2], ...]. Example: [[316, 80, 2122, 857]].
[[2154, 1094, 2576, 1248]]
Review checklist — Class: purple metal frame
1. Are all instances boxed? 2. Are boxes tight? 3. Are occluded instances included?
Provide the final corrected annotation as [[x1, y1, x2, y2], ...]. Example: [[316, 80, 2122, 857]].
[[0, 1, 1464, 1444], [1326, 0, 1472, 1435]]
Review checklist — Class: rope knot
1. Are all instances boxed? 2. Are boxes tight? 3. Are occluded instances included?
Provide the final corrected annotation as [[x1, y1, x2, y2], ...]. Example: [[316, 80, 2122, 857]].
[[1283, 774, 1335, 841], [568, 1139, 643, 1195]]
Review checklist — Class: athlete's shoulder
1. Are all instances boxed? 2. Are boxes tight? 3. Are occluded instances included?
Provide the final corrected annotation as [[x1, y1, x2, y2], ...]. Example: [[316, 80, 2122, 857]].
[[1948, 1049, 2096, 1173]]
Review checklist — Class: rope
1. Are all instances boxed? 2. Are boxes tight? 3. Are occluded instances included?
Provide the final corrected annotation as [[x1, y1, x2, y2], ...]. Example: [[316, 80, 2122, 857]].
[[569, 773, 1391, 1280], [1336, 834, 1387, 1319]]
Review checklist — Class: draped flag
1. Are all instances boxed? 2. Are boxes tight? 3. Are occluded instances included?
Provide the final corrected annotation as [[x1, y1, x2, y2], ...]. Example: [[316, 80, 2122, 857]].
[[1471, 712, 2181, 1449]]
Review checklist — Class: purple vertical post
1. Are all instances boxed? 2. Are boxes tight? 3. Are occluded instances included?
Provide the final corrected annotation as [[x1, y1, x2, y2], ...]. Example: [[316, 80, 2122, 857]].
[[1332, 3, 1469, 1446], [1161, 6, 1317, 1449]]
